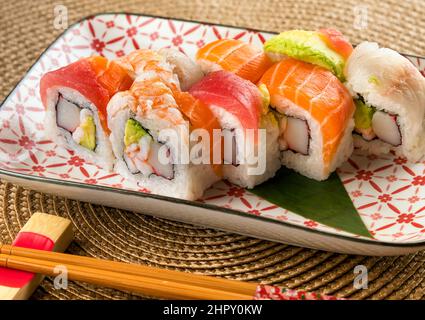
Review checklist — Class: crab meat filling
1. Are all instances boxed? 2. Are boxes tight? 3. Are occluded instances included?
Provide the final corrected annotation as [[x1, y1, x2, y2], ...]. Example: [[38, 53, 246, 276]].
[[55, 94, 96, 151], [277, 114, 310, 155], [354, 95, 402, 147], [123, 118, 174, 180], [371, 110, 402, 147]]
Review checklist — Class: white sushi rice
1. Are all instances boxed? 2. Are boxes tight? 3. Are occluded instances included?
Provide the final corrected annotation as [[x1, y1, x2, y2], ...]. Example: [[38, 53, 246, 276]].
[[273, 96, 354, 181], [44, 87, 115, 170], [108, 92, 220, 201], [209, 105, 281, 188], [345, 42, 425, 162]]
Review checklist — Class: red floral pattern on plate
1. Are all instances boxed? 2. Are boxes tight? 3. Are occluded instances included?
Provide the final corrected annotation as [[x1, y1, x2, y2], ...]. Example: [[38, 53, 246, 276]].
[[254, 284, 343, 300], [1, 14, 425, 243]]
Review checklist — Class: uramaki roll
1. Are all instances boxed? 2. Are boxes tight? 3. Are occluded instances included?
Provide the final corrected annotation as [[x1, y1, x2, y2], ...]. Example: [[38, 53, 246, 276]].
[[190, 70, 281, 188], [345, 42, 425, 162], [259, 58, 355, 180], [108, 50, 220, 200], [40, 56, 133, 170]]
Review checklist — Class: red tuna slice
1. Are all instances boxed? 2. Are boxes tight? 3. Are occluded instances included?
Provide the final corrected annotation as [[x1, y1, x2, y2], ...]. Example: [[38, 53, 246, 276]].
[[318, 28, 353, 60], [40, 59, 111, 133], [189, 70, 262, 131]]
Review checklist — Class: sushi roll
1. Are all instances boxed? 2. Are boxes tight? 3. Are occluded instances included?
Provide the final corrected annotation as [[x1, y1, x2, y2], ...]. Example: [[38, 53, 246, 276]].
[[344, 42, 425, 162], [259, 58, 355, 180], [196, 39, 273, 83], [40, 56, 133, 170], [190, 70, 281, 188], [264, 29, 353, 81], [107, 50, 220, 200]]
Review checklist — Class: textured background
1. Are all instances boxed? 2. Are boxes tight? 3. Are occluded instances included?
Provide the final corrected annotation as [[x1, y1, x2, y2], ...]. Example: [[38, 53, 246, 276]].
[[1, 0, 425, 300]]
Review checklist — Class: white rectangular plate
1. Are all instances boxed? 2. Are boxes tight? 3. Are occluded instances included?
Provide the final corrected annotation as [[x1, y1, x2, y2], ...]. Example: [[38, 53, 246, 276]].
[[1, 13, 425, 255]]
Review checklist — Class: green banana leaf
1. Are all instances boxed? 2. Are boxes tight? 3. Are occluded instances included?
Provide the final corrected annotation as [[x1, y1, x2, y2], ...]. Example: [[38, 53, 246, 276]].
[[250, 167, 372, 238]]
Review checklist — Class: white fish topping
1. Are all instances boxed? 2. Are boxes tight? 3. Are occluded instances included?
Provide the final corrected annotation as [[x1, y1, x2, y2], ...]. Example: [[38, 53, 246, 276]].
[[158, 48, 204, 91]]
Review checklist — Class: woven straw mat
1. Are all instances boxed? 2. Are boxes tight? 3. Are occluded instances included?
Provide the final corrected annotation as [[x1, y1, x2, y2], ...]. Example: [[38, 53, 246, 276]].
[[1, 0, 425, 300]]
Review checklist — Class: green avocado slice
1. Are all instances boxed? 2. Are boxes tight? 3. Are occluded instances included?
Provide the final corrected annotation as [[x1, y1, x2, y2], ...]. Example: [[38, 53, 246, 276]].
[[354, 98, 376, 130], [124, 119, 148, 147], [79, 116, 96, 151], [264, 30, 346, 81]]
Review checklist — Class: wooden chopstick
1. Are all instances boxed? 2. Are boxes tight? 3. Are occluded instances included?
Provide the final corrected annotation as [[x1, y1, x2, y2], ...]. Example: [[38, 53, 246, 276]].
[[0, 244, 257, 300], [0, 253, 249, 299], [0, 244, 256, 294]]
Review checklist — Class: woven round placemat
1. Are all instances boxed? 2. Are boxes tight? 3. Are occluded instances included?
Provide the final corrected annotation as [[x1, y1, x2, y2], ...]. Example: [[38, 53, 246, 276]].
[[1, 0, 425, 300]]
